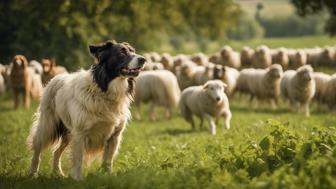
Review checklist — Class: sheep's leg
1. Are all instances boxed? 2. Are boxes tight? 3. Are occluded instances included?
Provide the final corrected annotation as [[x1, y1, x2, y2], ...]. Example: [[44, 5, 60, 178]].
[[185, 114, 195, 130], [303, 102, 310, 117], [199, 116, 204, 129], [150, 102, 156, 121], [70, 135, 85, 180], [24, 89, 30, 109], [101, 123, 125, 174], [223, 111, 232, 130], [205, 114, 216, 135], [53, 135, 69, 177]]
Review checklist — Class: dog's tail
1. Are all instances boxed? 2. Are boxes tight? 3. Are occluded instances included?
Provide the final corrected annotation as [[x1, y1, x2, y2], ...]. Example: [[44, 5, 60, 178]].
[[27, 76, 67, 151]]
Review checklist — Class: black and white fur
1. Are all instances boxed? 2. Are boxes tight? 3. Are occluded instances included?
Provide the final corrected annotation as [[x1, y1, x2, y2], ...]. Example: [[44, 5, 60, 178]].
[[27, 40, 146, 180]]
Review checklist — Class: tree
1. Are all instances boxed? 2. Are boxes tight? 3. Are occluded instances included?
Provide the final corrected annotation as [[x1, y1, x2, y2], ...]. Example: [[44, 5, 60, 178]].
[[0, 0, 241, 69], [291, 0, 336, 36]]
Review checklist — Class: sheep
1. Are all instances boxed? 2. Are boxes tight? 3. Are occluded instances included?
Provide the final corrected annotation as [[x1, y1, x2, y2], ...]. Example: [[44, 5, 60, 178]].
[[149, 52, 162, 62], [208, 53, 220, 64], [273, 48, 289, 70], [240, 46, 254, 68], [172, 54, 189, 74], [252, 45, 272, 69], [179, 80, 231, 135], [190, 52, 209, 66], [288, 50, 307, 70], [143, 62, 164, 71], [243, 64, 283, 109], [176, 60, 198, 90], [280, 65, 315, 116], [219, 46, 241, 69], [29, 60, 43, 75], [134, 70, 181, 121], [192, 63, 215, 86], [160, 53, 174, 70], [323, 74, 336, 110], [313, 72, 331, 102], [213, 65, 239, 96]]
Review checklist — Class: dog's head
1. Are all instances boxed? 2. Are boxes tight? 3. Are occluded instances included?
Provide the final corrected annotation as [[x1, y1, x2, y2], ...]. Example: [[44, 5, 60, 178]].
[[12, 55, 28, 70], [41, 58, 55, 73], [90, 40, 146, 92]]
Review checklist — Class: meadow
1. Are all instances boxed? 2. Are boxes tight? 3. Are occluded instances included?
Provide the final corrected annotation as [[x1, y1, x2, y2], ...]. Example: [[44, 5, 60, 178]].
[[1, 36, 336, 189]]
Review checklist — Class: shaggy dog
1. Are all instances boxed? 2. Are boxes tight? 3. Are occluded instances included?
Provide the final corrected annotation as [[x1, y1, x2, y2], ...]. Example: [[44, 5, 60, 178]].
[[41, 58, 68, 85], [27, 41, 146, 180], [10, 55, 42, 109]]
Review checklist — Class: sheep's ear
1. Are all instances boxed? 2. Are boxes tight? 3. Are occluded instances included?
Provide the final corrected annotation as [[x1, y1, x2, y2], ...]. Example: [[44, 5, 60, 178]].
[[203, 83, 209, 89]]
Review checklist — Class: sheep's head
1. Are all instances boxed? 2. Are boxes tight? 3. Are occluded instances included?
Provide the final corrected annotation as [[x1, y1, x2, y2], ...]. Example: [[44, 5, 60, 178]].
[[213, 65, 225, 79], [268, 64, 283, 79], [297, 65, 314, 82], [203, 80, 227, 103]]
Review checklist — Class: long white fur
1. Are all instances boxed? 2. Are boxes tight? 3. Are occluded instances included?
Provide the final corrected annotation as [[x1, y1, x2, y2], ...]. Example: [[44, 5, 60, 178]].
[[28, 70, 132, 180]]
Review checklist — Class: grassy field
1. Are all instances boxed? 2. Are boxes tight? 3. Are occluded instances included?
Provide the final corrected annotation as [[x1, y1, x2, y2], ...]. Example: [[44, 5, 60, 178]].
[[1, 35, 336, 188], [1, 86, 336, 189]]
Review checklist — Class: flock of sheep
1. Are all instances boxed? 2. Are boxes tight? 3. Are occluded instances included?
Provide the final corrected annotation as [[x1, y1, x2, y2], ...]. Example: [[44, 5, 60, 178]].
[[135, 45, 336, 134], [1, 45, 336, 135]]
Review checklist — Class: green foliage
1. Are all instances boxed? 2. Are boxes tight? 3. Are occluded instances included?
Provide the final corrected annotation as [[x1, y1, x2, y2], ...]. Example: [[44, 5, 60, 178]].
[[1, 91, 336, 188], [227, 14, 265, 40], [291, 0, 336, 36], [0, 0, 241, 70], [258, 14, 325, 37]]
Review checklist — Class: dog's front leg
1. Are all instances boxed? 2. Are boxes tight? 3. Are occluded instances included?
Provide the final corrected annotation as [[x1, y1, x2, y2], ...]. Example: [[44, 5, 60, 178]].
[[101, 122, 126, 174], [70, 134, 85, 180]]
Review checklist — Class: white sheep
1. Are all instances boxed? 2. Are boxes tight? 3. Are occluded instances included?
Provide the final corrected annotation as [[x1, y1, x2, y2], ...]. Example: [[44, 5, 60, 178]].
[[273, 48, 289, 70], [213, 65, 239, 96], [135, 70, 181, 121], [193, 63, 215, 86], [280, 65, 315, 116], [160, 53, 174, 70], [219, 46, 241, 69], [313, 72, 331, 102], [323, 74, 336, 110], [179, 80, 231, 135], [240, 46, 254, 68], [252, 45, 272, 69], [190, 52, 209, 66], [176, 60, 198, 90], [288, 50, 307, 70]]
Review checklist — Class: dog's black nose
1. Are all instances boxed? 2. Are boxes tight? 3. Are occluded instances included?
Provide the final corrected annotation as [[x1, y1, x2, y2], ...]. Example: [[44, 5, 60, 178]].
[[216, 97, 221, 101], [138, 57, 146, 65]]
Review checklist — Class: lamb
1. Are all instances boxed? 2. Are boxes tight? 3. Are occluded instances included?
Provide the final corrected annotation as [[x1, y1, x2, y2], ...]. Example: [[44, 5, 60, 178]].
[[134, 70, 181, 121], [179, 80, 231, 135], [252, 45, 272, 69], [240, 46, 254, 68], [280, 65, 315, 116], [219, 46, 241, 69], [239, 64, 283, 108], [213, 65, 239, 96], [313, 72, 331, 102]]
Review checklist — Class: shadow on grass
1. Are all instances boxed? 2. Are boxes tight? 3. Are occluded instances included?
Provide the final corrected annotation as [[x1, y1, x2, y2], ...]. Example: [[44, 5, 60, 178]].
[[163, 128, 195, 136]]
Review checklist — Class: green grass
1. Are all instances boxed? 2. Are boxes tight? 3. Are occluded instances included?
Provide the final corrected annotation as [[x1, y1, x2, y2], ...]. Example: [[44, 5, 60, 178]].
[[1, 89, 336, 188]]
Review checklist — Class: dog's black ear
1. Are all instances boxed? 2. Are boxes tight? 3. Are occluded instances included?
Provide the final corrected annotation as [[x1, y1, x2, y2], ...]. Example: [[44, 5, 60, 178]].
[[89, 40, 117, 59]]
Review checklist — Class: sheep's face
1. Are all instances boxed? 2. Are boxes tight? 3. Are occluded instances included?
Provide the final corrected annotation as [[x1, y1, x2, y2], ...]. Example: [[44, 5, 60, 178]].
[[204, 80, 227, 103], [298, 70, 313, 82], [268, 66, 283, 79], [213, 65, 225, 79]]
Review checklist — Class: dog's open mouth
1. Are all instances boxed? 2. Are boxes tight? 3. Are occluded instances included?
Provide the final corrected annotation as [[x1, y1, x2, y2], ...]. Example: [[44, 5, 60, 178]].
[[121, 67, 142, 77]]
